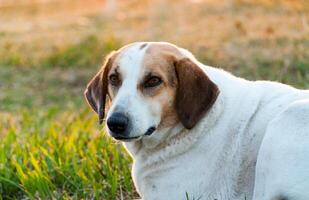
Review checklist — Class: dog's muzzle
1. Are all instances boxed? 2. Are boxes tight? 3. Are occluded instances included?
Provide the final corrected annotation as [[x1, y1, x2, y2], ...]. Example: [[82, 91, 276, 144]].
[[107, 112, 157, 141], [107, 112, 129, 137]]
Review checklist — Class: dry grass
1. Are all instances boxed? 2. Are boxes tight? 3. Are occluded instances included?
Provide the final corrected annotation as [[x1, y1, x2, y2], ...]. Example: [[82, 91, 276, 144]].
[[1, 0, 308, 111], [1, 0, 308, 81]]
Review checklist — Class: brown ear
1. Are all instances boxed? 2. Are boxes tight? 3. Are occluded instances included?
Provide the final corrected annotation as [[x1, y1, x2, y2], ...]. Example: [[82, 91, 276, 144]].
[[84, 52, 116, 124], [175, 58, 219, 129]]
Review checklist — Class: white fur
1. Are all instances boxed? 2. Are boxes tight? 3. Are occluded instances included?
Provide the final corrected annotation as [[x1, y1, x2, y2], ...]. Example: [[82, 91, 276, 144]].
[[106, 42, 309, 200], [253, 99, 309, 200]]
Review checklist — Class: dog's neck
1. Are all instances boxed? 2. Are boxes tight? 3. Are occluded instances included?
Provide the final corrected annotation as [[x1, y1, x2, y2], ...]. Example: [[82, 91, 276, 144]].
[[123, 92, 225, 162]]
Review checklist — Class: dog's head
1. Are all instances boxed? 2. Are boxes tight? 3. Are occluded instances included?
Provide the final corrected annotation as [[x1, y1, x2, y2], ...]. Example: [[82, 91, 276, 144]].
[[84, 42, 219, 141]]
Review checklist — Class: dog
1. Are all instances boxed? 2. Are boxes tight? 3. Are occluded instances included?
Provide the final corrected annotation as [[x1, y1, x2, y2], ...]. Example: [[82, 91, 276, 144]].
[[84, 42, 309, 200]]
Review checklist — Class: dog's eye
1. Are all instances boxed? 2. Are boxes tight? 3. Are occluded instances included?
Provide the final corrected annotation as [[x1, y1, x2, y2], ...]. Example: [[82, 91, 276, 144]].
[[144, 76, 162, 88], [109, 74, 120, 86]]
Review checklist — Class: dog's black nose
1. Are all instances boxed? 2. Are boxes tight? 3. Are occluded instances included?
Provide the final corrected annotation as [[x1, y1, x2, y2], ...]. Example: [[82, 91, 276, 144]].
[[107, 112, 129, 135]]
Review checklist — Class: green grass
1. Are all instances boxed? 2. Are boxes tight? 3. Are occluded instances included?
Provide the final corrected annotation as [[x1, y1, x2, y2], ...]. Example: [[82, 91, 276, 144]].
[[0, 35, 138, 199], [0, 34, 121, 69], [42, 35, 120, 69], [0, 34, 121, 111], [0, 108, 135, 199]]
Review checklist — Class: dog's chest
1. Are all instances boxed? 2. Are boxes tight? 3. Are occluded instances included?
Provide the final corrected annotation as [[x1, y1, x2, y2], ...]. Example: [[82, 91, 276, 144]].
[[132, 144, 250, 200]]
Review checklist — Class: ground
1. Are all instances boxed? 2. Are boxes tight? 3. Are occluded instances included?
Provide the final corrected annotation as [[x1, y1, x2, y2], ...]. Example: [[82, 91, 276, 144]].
[[0, 0, 308, 199]]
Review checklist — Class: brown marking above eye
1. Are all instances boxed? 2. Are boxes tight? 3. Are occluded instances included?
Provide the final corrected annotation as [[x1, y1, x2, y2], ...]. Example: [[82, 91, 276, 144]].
[[143, 73, 163, 88]]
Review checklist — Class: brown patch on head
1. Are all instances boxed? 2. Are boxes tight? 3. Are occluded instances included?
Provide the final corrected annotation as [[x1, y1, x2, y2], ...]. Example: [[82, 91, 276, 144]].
[[138, 71, 164, 97], [142, 43, 219, 129], [140, 43, 183, 129], [143, 44, 182, 86], [84, 51, 119, 124]]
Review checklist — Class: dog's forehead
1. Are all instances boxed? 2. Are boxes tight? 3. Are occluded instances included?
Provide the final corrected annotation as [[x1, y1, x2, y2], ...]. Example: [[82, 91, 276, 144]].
[[114, 43, 148, 78], [114, 42, 181, 76]]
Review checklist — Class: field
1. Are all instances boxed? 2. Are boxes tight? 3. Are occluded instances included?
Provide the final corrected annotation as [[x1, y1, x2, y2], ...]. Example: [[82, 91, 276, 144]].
[[0, 0, 308, 199]]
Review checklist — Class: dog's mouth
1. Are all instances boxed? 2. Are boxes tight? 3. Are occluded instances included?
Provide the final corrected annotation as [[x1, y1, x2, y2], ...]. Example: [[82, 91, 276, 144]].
[[112, 126, 157, 142], [113, 135, 141, 142], [144, 126, 156, 136]]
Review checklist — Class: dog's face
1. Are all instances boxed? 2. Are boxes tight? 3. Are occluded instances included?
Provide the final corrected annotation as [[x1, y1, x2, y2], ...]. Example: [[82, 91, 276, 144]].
[[85, 42, 219, 142]]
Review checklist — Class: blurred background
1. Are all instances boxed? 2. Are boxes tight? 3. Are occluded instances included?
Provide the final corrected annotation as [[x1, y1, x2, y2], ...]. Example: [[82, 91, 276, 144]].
[[0, 0, 308, 199], [1, 0, 309, 110]]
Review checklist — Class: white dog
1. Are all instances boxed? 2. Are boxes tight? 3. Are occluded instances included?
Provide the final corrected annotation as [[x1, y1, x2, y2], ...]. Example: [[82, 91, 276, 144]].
[[84, 42, 309, 200]]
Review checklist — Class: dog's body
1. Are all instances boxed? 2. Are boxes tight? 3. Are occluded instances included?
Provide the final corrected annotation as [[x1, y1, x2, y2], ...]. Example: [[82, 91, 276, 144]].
[[85, 42, 309, 200], [126, 66, 309, 200]]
